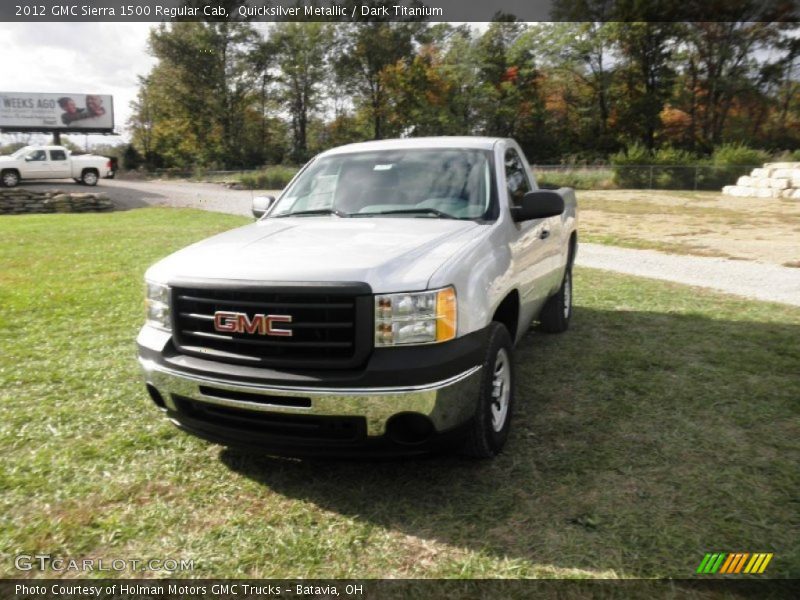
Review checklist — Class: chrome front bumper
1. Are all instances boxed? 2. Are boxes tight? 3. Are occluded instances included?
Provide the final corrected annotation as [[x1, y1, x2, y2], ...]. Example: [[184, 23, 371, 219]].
[[139, 358, 482, 437]]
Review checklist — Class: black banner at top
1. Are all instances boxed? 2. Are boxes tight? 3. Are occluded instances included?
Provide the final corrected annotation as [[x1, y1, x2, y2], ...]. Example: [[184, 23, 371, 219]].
[[2, 0, 799, 22]]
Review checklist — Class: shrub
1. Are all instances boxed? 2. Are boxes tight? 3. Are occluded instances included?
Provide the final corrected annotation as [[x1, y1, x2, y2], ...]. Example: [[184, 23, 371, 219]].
[[536, 169, 616, 190], [611, 143, 771, 190], [698, 144, 769, 189], [711, 143, 769, 167], [238, 165, 299, 190], [610, 143, 652, 188], [611, 144, 699, 189], [651, 147, 697, 190]]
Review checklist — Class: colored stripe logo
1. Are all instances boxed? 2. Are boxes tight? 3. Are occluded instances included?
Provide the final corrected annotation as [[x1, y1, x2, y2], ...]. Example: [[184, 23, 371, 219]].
[[696, 552, 773, 574]]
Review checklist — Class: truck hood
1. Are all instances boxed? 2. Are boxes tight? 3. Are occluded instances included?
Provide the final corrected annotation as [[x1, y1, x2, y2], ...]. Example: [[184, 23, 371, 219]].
[[147, 216, 483, 293]]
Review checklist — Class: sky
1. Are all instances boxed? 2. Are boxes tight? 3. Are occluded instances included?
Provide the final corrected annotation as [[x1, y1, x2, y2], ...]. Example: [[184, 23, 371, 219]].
[[0, 23, 158, 147], [0, 22, 497, 150]]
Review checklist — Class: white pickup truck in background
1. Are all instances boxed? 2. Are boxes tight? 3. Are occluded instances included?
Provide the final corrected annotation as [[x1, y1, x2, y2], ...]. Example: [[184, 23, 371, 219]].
[[0, 145, 112, 187]]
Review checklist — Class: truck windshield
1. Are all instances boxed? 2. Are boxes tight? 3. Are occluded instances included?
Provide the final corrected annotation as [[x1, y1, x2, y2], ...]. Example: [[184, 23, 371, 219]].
[[271, 148, 495, 220]]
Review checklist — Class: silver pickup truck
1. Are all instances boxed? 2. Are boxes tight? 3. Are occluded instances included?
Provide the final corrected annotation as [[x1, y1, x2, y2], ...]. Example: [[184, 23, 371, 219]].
[[138, 137, 578, 458]]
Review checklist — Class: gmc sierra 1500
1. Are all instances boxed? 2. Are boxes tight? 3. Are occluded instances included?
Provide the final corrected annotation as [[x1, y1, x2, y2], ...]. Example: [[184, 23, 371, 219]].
[[0, 145, 112, 187], [138, 137, 578, 457]]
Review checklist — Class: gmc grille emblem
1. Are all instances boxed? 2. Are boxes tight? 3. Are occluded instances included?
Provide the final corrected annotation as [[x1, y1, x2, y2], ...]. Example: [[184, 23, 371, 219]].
[[213, 311, 293, 337]]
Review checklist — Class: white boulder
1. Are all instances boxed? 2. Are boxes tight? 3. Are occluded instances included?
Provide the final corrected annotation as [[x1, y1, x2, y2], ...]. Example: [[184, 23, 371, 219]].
[[751, 168, 772, 178]]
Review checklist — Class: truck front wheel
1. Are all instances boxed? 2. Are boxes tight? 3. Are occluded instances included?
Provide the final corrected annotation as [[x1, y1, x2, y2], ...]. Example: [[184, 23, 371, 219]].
[[461, 322, 515, 458], [81, 169, 99, 186], [1, 170, 20, 188]]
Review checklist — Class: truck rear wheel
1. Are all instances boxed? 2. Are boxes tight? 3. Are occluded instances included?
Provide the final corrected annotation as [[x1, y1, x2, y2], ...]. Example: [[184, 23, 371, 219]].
[[81, 169, 99, 186], [461, 322, 515, 458], [1, 170, 20, 188], [537, 267, 572, 333]]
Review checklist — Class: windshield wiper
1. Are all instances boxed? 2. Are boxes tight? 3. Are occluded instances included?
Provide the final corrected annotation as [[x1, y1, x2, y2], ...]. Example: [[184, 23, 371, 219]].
[[353, 208, 456, 219], [273, 208, 349, 218]]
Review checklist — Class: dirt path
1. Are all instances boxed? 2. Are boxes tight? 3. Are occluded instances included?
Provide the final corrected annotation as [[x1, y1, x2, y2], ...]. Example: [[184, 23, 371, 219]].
[[576, 243, 800, 306], [578, 190, 800, 267]]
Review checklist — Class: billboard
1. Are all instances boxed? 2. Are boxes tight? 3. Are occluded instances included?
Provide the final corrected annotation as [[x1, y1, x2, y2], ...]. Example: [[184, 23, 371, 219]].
[[0, 92, 114, 133]]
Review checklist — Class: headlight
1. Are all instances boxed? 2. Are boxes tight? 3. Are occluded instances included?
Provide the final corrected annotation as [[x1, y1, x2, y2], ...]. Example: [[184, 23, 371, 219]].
[[375, 286, 457, 346], [145, 281, 171, 331]]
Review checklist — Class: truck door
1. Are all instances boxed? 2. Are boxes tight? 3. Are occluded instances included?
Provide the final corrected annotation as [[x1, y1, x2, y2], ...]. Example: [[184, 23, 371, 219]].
[[505, 147, 554, 317], [48, 149, 71, 178], [20, 149, 50, 178], [520, 160, 564, 294]]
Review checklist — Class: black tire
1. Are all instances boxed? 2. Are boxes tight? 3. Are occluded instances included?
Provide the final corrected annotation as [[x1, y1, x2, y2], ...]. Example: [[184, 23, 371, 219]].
[[1, 170, 20, 188], [461, 322, 515, 458], [537, 267, 572, 333], [81, 169, 99, 186]]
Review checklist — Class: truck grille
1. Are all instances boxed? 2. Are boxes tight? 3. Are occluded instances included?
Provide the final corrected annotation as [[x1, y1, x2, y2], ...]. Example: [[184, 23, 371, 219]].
[[171, 284, 373, 369]]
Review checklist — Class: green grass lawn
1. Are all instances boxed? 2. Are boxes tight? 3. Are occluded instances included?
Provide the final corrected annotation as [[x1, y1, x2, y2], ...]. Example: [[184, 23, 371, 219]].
[[1, 209, 798, 580]]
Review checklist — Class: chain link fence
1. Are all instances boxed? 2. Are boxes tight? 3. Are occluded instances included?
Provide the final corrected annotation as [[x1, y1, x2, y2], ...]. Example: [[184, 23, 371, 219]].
[[133, 164, 763, 192], [532, 164, 762, 191], [144, 168, 260, 178], [129, 166, 300, 189]]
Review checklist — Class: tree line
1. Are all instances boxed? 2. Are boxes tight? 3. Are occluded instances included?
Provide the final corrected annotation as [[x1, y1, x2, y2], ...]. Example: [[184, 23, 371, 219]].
[[127, 11, 799, 170]]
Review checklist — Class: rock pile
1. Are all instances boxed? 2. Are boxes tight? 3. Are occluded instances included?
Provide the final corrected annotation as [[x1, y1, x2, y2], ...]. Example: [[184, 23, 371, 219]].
[[722, 162, 800, 199], [0, 189, 114, 214]]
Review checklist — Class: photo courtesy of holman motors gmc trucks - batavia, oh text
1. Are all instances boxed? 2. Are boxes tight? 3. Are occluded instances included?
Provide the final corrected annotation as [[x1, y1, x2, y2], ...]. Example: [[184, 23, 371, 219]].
[[137, 137, 578, 458]]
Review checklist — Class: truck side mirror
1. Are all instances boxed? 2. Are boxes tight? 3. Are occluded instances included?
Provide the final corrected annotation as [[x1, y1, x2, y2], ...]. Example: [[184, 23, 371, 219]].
[[252, 195, 275, 219], [511, 190, 565, 222]]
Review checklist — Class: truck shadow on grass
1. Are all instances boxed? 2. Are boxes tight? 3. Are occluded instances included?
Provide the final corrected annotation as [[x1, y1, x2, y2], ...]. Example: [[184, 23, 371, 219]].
[[220, 303, 799, 578]]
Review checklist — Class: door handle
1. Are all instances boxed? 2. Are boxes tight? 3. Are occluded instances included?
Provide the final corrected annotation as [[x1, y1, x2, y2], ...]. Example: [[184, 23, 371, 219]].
[[539, 229, 550, 240]]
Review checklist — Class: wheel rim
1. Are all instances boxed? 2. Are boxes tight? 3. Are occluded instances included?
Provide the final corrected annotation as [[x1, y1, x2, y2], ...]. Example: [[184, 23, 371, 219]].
[[3, 173, 18, 186], [490, 348, 511, 432], [84, 172, 97, 185], [563, 271, 572, 319]]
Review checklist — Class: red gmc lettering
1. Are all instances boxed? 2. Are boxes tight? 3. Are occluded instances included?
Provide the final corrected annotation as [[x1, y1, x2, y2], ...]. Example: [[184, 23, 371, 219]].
[[239, 314, 263, 335], [213, 312, 293, 336], [264, 315, 292, 336]]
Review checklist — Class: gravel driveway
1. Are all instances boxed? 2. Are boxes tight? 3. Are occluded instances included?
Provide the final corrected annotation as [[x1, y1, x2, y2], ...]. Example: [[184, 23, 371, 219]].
[[576, 243, 800, 307], [17, 178, 800, 307], [23, 178, 276, 217]]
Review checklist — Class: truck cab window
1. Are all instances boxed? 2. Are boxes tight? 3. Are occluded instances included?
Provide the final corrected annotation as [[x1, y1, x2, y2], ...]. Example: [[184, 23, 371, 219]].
[[504, 149, 531, 207], [27, 150, 47, 161], [49, 150, 67, 161]]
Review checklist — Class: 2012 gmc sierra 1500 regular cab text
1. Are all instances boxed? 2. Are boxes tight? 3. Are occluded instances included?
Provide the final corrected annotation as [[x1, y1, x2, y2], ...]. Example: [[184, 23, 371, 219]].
[[138, 137, 578, 458]]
